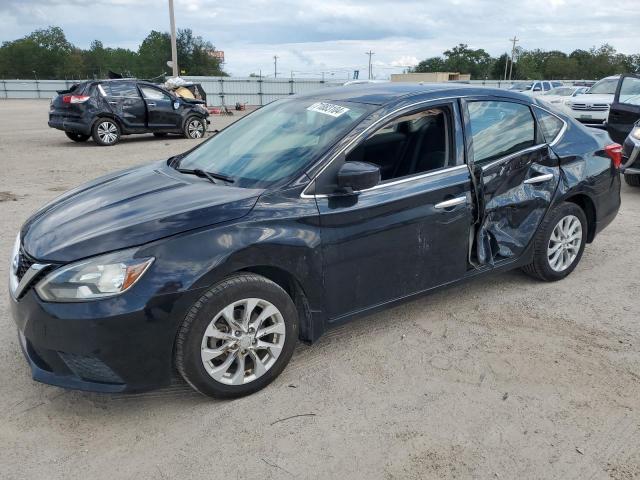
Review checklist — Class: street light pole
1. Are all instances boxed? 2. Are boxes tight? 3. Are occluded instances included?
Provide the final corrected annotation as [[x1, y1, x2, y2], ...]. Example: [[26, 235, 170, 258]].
[[273, 56, 279, 78], [168, 0, 179, 77]]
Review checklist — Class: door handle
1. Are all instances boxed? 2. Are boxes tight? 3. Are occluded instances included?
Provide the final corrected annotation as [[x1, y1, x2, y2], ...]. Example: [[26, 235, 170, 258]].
[[108, 101, 117, 105], [147, 102, 156, 106], [434, 196, 467, 210], [524, 173, 554, 184]]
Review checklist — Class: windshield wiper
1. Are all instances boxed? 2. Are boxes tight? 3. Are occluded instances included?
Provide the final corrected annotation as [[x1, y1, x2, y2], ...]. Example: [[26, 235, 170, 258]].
[[176, 168, 235, 184]]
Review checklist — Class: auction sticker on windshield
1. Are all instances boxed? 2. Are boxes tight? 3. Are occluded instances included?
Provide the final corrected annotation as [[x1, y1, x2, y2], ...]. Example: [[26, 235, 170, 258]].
[[307, 102, 350, 117]]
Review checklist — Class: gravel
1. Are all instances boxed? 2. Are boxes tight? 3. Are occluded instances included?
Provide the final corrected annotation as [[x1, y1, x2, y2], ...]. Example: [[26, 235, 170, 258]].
[[1, 100, 639, 480]]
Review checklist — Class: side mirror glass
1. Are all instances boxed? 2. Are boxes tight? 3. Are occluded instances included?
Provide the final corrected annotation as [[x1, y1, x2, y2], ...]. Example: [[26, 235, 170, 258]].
[[337, 161, 380, 193]]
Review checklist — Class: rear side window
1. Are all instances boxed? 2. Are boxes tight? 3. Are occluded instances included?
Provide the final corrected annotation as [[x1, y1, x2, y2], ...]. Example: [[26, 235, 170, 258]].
[[535, 108, 564, 143], [467, 101, 536, 164], [105, 82, 139, 98]]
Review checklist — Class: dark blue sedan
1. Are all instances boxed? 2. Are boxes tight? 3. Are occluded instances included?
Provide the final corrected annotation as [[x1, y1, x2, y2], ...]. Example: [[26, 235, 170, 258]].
[[9, 83, 622, 398]]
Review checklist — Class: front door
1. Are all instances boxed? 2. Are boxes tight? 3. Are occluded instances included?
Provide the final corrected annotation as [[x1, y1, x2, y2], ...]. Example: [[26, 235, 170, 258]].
[[462, 99, 560, 265], [104, 81, 146, 131], [139, 85, 182, 130], [607, 74, 640, 144], [314, 101, 474, 320]]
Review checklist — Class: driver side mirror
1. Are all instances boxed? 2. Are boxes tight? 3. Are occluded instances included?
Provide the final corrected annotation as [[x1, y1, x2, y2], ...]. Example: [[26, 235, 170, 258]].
[[337, 161, 381, 193]]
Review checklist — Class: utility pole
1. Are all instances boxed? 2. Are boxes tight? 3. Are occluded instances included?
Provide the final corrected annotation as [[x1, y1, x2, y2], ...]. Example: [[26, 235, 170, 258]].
[[508, 36, 518, 81], [168, 0, 179, 76], [365, 50, 375, 79], [273, 55, 279, 78], [503, 52, 509, 81]]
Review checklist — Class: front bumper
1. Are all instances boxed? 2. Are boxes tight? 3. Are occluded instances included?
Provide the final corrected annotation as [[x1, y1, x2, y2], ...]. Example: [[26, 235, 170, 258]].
[[10, 285, 203, 393], [622, 135, 640, 176]]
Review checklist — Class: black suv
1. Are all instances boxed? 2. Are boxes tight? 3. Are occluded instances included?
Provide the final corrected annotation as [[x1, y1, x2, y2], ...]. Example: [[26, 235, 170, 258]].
[[48, 79, 210, 146]]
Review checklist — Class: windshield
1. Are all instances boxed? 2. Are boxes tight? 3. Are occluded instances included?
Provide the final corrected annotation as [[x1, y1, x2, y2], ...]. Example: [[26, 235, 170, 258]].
[[177, 98, 374, 188], [508, 82, 533, 91], [544, 87, 574, 96], [587, 78, 618, 95]]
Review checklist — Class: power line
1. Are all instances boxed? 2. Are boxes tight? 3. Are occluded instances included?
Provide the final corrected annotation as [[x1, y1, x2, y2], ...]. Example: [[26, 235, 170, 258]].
[[365, 50, 375, 79]]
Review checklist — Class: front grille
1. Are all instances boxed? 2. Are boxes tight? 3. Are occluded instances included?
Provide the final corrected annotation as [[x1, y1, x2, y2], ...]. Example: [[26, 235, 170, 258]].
[[59, 352, 123, 384], [570, 103, 609, 111], [16, 247, 34, 282]]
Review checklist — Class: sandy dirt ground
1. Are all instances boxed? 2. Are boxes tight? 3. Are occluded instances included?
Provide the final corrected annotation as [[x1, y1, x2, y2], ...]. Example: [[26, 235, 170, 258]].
[[0, 100, 639, 480]]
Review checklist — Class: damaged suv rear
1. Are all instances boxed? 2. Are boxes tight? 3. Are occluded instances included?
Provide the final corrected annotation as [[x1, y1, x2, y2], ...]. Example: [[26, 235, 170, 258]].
[[48, 79, 210, 146]]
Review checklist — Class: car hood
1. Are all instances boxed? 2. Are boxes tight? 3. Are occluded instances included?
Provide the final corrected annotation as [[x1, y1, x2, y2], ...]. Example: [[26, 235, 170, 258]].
[[568, 93, 614, 105], [22, 161, 263, 262]]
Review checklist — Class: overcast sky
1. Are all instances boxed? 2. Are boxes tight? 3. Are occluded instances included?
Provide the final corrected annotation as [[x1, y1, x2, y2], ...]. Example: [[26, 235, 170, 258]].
[[1, 0, 638, 78]]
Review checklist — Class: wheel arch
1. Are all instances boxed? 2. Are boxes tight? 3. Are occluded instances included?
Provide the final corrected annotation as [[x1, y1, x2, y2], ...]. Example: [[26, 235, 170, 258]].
[[563, 193, 596, 243], [91, 114, 123, 132], [238, 265, 316, 343]]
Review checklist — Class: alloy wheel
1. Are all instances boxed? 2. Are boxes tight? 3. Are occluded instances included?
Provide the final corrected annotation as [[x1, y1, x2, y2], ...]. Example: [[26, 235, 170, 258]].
[[547, 214, 582, 272], [188, 120, 204, 138], [200, 298, 286, 385], [97, 121, 118, 144]]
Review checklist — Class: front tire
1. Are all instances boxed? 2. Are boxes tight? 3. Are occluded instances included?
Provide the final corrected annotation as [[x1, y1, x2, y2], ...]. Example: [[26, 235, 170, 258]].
[[92, 118, 120, 146], [65, 132, 90, 142], [175, 273, 298, 398], [624, 174, 640, 187], [522, 202, 587, 282], [183, 116, 206, 139]]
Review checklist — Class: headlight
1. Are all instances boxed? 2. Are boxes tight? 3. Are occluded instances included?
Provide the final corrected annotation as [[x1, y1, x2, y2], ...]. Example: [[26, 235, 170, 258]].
[[9, 233, 20, 295], [631, 126, 640, 141], [35, 249, 154, 302]]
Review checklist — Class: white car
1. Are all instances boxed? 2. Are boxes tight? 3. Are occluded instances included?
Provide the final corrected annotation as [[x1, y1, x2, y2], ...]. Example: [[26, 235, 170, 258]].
[[565, 75, 619, 126], [507, 80, 563, 96], [538, 86, 589, 111]]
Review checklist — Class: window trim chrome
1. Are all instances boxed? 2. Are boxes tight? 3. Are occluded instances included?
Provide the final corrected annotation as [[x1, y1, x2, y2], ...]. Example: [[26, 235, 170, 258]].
[[479, 144, 549, 172], [300, 96, 462, 199]]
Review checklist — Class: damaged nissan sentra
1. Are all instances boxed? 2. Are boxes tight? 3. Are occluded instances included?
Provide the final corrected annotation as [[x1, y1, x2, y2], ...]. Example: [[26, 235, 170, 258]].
[[9, 83, 621, 398]]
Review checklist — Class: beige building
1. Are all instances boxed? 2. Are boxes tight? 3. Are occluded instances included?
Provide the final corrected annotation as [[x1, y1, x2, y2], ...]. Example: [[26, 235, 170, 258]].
[[390, 72, 471, 82]]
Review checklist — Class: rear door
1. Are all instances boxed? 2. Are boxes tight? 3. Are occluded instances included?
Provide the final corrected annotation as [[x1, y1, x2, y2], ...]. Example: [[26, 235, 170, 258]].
[[139, 85, 182, 130], [607, 74, 640, 144], [104, 81, 146, 130], [462, 98, 560, 266]]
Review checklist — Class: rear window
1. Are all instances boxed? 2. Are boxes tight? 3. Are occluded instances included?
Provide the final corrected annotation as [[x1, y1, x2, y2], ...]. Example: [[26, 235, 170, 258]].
[[467, 101, 536, 164], [104, 82, 139, 98]]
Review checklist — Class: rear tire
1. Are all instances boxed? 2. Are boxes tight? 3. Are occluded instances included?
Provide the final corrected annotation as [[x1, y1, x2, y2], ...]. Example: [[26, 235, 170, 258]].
[[522, 202, 587, 282], [92, 118, 121, 146], [624, 174, 640, 187], [65, 132, 90, 142], [175, 273, 298, 398], [183, 116, 206, 139]]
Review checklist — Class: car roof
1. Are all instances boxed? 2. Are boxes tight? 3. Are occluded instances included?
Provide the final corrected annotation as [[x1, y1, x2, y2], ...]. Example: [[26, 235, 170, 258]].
[[295, 82, 531, 106]]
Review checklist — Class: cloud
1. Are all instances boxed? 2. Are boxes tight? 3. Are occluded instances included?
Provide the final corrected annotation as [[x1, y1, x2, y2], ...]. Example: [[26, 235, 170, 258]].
[[0, 0, 638, 77]]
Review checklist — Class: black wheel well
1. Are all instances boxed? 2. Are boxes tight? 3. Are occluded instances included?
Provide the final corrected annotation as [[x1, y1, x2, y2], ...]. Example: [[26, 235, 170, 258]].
[[240, 266, 313, 342], [564, 194, 596, 243]]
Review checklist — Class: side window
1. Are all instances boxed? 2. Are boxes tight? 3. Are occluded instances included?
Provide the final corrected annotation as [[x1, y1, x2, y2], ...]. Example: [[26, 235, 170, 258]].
[[543, 82, 551, 91], [619, 76, 640, 106], [105, 82, 139, 98], [535, 108, 564, 143], [467, 101, 536, 164], [533, 82, 542, 92], [346, 106, 452, 182], [140, 86, 171, 101]]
